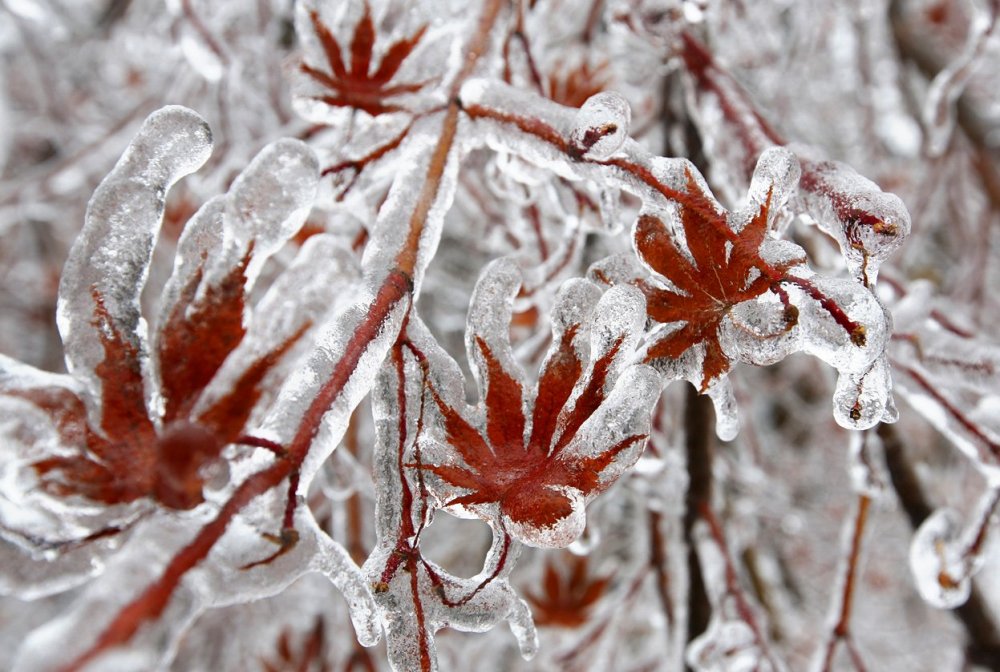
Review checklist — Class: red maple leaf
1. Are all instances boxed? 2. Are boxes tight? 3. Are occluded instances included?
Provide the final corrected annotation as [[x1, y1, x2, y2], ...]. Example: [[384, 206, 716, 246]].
[[19, 251, 306, 510], [300, 4, 429, 117], [412, 300, 649, 547], [632, 169, 803, 391], [525, 554, 611, 628]]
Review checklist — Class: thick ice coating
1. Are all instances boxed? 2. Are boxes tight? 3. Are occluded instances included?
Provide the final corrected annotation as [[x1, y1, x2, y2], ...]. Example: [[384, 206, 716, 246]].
[[56, 106, 212, 425], [222, 138, 319, 282]]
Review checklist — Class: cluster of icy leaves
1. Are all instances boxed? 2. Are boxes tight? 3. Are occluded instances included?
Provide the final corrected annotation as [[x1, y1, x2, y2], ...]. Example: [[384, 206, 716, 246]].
[[1, 106, 379, 669], [463, 75, 896, 437], [7, 43, 892, 672]]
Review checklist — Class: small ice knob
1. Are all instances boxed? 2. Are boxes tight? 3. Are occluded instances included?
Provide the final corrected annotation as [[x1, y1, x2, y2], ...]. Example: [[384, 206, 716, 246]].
[[570, 92, 631, 160]]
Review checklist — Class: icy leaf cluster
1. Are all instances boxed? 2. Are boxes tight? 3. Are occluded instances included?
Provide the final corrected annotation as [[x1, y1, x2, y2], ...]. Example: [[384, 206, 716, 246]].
[[1, 1, 1000, 671]]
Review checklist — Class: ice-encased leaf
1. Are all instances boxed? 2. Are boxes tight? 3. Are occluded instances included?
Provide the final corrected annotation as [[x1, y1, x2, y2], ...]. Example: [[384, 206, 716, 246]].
[[193, 234, 360, 440], [151, 197, 231, 421], [151, 139, 318, 427], [413, 263, 657, 548], [292, 0, 442, 124], [56, 106, 212, 428], [0, 356, 138, 553], [365, 343, 537, 672], [155, 196, 226, 338]]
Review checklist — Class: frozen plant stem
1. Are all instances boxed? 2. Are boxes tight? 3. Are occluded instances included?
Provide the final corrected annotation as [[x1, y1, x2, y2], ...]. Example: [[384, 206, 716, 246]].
[[700, 504, 782, 670], [818, 492, 871, 672]]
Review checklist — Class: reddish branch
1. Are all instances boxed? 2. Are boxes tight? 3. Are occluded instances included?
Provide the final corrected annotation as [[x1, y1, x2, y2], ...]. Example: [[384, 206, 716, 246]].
[[890, 359, 1000, 463], [648, 509, 675, 630], [818, 493, 872, 672]]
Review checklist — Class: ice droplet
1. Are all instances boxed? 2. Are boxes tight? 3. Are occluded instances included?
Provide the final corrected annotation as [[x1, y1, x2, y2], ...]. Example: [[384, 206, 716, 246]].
[[833, 355, 894, 430], [706, 378, 739, 441], [570, 92, 631, 160], [909, 508, 971, 609]]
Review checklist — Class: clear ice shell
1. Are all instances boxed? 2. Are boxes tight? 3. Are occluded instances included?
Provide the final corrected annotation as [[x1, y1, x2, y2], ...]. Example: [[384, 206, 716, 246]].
[[56, 106, 212, 426], [909, 507, 972, 609], [221, 138, 319, 284], [833, 354, 894, 430], [744, 146, 800, 222], [790, 273, 888, 374], [570, 92, 631, 160], [794, 154, 911, 286]]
